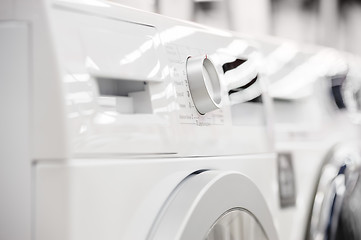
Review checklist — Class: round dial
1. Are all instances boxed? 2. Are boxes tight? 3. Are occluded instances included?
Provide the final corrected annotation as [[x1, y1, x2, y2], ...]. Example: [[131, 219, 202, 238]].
[[186, 55, 222, 115]]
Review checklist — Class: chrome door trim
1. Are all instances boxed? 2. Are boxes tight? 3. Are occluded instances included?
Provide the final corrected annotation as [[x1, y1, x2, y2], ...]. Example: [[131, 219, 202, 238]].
[[308, 143, 361, 240]]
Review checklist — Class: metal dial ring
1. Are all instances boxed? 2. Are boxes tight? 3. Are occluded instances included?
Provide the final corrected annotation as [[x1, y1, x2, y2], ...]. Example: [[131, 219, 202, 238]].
[[186, 55, 221, 115]]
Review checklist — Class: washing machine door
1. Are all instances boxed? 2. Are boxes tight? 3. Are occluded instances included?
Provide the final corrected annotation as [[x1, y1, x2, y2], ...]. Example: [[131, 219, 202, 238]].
[[308, 143, 361, 240], [147, 171, 278, 240]]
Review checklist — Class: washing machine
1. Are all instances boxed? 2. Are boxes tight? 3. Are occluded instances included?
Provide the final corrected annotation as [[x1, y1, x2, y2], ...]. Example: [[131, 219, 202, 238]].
[[306, 54, 361, 240], [259, 38, 361, 240], [0, 1, 279, 240]]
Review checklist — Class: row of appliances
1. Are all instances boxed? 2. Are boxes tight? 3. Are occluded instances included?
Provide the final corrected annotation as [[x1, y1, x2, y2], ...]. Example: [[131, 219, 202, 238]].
[[0, 0, 360, 240]]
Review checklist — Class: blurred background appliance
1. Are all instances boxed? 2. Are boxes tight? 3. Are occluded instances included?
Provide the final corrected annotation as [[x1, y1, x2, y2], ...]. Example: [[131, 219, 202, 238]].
[[256, 36, 361, 240], [0, 0, 279, 240], [111, 0, 361, 56], [305, 53, 361, 240]]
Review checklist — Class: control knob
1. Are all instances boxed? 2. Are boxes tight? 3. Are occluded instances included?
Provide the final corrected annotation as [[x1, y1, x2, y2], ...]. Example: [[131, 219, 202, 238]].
[[186, 55, 222, 114]]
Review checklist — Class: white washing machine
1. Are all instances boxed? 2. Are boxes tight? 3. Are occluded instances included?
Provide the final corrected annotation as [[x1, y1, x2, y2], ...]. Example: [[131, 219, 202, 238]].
[[306, 54, 361, 240], [259, 38, 361, 240], [0, 1, 279, 240]]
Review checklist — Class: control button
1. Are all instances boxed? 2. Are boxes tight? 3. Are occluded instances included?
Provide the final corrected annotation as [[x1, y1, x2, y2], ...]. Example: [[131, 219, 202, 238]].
[[278, 153, 296, 208], [186, 55, 221, 114]]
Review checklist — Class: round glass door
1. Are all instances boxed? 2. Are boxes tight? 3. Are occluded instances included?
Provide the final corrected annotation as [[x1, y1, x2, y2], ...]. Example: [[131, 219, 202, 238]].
[[308, 143, 361, 240], [148, 171, 277, 240], [205, 208, 268, 240]]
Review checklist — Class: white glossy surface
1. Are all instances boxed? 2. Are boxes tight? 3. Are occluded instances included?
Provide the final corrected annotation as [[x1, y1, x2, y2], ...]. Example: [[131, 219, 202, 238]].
[[0, 22, 31, 240], [44, 0, 273, 157], [35, 154, 278, 240]]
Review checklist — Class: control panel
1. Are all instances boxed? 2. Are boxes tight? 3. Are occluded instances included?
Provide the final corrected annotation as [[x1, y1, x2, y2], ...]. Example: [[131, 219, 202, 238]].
[[45, 2, 273, 156], [164, 44, 226, 126]]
